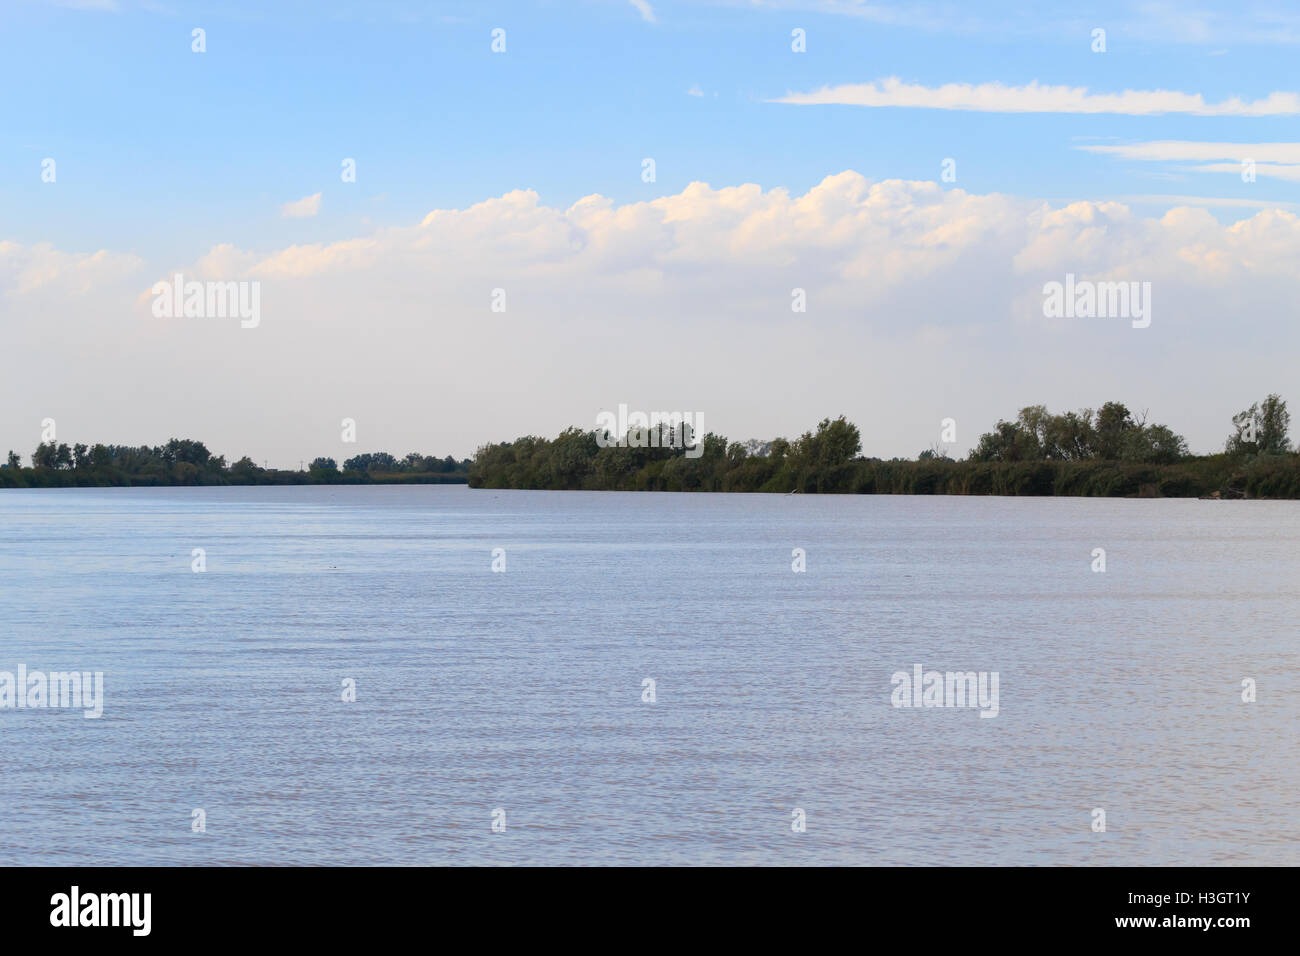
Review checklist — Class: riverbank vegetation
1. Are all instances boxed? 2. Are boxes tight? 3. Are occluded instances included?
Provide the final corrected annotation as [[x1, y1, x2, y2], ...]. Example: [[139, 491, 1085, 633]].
[[467, 396, 1300, 498], [0, 440, 469, 488], [5, 397, 1294, 497]]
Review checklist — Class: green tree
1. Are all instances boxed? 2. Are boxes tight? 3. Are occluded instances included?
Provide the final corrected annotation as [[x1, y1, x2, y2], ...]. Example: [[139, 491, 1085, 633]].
[[1227, 395, 1290, 456], [1014, 405, 1051, 457], [1042, 409, 1096, 460], [230, 456, 263, 481], [32, 442, 57, 469], [969, 421, 1035, 462], [1259, 394, 1292, 453], [793, 416, 861, 470], [1094, 402, 1134, 460], [1227, 395, 1289, 455], [545, 428, 598, 488], [1122, 423, 1187, 464], [162, 438, 211, 466]]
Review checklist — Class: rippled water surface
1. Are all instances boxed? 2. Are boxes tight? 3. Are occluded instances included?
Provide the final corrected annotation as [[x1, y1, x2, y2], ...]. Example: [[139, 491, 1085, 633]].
[[0, 486, 1296, 865]]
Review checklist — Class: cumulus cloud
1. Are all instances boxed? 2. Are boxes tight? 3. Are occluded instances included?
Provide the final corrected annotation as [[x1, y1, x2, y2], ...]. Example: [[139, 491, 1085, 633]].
[[150, 174, 1299, 298], [0, 240, 142, 296], [1114, 194, 1300, 211], [771, 78, 1300, 115], [280, 192, 322, 218], [5, 173, 1299, 464]]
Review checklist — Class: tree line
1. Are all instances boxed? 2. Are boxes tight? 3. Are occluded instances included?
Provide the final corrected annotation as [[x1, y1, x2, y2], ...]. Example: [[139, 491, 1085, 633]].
[[5, 396, 1293, 496], [467, 395, 1298, 498], [0, 438, 470, 488]]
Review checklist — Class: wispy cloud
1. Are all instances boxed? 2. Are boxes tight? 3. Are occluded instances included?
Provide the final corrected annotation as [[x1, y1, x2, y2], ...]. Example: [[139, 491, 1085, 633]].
[[629, 0, 656, 23], [1079, 141, 1300, 163], [1193, 162, 1300, 182], [731, 1, 1300, 45], [719, 1, 988, 33], [771, 77, 1300, 116], [1081, 142, 1300, 182], [280, 193, 322, 219], [687, 85, 704, 97]]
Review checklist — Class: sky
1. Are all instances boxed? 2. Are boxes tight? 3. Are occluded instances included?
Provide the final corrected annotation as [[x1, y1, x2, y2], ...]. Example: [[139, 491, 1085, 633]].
[[2, 0, 1299, 466]]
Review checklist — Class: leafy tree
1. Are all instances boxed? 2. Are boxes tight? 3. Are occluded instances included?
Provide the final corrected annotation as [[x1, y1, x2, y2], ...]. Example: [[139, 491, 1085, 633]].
[[1042, 410, 1096, 460], [970, 402, 1184, 465], [32, 442, 57, 469], [230, 456, 263, 480], [969, 421, 1036, 462], [162, 438, 211, 466], [343, 451, 399, 473], [546, 428, 598, 488], [1094, 402, 1134, 460], [1259, 394, 1293, 454], [1122, 423, 1187, 465], [1227, 394, 1291, 456], [918, 443, 953, 461], [792, 416, 861, 471]]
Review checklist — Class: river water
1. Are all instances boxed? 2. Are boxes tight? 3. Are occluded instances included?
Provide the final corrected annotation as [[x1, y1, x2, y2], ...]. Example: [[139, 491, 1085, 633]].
[[0, 486, 1295, 865]]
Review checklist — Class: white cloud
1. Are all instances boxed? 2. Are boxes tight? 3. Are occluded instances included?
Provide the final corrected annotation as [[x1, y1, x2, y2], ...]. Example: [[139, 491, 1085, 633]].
[[629, 0, 656, 23], [724, 1, 1300, 45], [1079, 141, 1300, 163], [687, 85, 704, 97], [771, 77, 1300, 116], [119, 176, 1297, 300], [1113, 194, 1300, 211], [1080, 141, 1300, 182], [5, 174, 1300, 464], [1194, 162, 1300, 182], [280, 192, 322, 219], [0, 240, 142, 296]]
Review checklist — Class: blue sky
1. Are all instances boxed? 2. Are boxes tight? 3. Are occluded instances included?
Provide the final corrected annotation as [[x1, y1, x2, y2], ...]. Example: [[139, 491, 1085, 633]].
[[6, 0, 1299, 261], [3, 1, 1299, 464]]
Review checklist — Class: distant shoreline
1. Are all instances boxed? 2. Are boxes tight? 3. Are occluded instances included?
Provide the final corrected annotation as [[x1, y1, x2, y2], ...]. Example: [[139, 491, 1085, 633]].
[[5, 399, 1297, 498], [467, 404, 1300, 500], [0, 439, 469, 490]]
